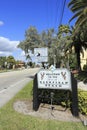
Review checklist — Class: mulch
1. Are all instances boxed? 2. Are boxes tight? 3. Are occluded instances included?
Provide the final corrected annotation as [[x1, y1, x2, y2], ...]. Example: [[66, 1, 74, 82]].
[[13, 99, 87, 123]]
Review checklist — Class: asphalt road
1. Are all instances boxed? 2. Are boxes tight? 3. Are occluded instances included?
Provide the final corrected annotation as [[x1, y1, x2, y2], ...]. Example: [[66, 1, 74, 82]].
[[0, 68, 40, 108], [0, 68, 39, 91]]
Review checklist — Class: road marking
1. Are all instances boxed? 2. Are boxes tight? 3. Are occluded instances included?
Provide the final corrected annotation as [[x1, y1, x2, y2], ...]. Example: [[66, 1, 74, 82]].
[[0, 89, 6, 94], [0, 78, 27, 94], [9, 79, 27, 88]]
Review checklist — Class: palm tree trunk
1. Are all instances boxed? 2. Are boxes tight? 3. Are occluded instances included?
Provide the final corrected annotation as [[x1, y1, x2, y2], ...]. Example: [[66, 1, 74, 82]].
[[76, 51, 81, 71]]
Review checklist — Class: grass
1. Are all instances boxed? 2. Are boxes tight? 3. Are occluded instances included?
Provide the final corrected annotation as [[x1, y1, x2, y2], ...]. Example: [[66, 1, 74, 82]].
[[0, 81, 87, 130]]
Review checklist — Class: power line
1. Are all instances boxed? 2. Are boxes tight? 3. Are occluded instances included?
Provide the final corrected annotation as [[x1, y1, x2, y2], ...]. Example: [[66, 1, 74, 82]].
[[47, 0, 50, 29], [46, 0, 66, 30], [47, 0, 54, 29], [59, 0, 67, 26], [54, 0, 61, 30]]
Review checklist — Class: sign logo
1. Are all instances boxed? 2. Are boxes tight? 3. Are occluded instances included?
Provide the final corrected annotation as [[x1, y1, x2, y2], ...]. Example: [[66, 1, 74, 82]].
[[40, 72, 45, 80], [61, 72, 66, 80]]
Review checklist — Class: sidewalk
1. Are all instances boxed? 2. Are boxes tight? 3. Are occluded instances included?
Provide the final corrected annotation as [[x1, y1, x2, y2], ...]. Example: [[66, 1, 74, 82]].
[[78, 81, 87, 91], [0, 78, 31, 108]]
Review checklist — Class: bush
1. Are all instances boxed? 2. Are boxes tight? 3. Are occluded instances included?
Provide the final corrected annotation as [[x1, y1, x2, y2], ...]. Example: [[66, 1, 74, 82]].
[[78, 90, 87, 115], [76, 71, 87, 83], [83, 64, 87, 71], [38, 89, 87, 115], [50, 89, 87, 115]]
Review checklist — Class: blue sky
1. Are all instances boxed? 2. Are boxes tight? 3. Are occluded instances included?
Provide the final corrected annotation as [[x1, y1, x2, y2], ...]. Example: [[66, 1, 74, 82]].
[[0, 0, 75, 61]]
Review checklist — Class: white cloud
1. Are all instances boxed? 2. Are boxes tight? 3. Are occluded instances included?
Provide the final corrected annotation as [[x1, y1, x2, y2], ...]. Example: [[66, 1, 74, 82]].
[[18, 51, 26, 60], [0, 36, 19, 56], [0, 36, 29, 62], [0, 21, 4, 26], [13, 50, 26, 61], [0, 51, 12, 56], [20, 51, 25, 57]]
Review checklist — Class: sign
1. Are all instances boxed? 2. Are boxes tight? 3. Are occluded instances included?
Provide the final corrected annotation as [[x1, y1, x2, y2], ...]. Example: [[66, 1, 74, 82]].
[[34, 48, 48, 62], [37, 69, 72, 90]]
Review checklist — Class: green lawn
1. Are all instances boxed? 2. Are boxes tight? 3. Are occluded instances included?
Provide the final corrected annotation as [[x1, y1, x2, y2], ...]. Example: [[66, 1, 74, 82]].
[[0, 81, 87, 130]]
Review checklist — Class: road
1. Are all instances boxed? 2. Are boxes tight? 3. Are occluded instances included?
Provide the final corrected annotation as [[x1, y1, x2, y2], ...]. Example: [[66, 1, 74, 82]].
[[0, 68, 40, 108], [0, 68, 39, 91]]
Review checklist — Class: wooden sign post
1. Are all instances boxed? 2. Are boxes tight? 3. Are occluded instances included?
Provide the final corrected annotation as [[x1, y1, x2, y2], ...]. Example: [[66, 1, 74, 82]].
[[33, 68, 79, 117]]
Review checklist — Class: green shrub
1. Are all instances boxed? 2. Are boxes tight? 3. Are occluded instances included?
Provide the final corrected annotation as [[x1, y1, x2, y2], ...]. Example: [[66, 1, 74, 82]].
[[76, 71, 87, 83], [83, 64, 87, 71], [78, 90, 87, 115], [51, 89, 87, 116], [38, 89, 71, 107], [51, 89, 87, 115], [38, 89, 87, 115]]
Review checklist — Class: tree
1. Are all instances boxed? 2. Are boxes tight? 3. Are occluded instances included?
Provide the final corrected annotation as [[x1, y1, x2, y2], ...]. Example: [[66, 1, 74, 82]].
[[72, 25, 87, 70], [7, 56, 15, 69], [68, 0, 87, 28], [58, 25, 71, 38], [40, 28, 55, 47], [68, 0, 87, 70], [18, 26, 41, 59], [0, 56, 7, 69], [41, 29, 58, 65], [57, 25, 73, 68]]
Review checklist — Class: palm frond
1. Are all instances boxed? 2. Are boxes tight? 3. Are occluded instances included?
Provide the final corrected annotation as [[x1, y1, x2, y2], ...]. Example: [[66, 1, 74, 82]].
[[69, 10, 82, 23], [68, 0, 78, 8], [75, 14, 87, 26], [71, 3, 87, 12]]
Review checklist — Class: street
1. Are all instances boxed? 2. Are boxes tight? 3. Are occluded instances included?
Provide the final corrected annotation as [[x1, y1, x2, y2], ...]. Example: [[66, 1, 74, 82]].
[[0, 68, 39, 91], [0, 68, 40, 107]]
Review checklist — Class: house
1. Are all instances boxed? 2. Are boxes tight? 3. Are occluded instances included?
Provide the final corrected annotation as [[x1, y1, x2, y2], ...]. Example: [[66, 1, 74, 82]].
[[80, 49, 87, 69]]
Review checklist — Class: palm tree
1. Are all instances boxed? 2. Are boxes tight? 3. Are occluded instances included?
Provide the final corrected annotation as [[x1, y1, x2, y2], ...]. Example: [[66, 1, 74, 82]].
[[68, 0, 87, 70], [68, 0, 87, 28]]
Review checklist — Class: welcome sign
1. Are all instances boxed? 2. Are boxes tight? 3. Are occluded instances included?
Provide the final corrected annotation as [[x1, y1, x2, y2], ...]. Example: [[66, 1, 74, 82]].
[[37, 69, 72, 90]]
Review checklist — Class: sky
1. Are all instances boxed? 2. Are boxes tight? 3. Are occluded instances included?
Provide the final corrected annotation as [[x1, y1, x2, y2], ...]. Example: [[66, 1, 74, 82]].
[[0, 0, 75, 62]]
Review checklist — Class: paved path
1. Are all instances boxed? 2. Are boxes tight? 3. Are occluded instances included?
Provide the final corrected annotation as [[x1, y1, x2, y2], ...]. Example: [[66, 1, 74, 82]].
[[78, 81, 87, 91]]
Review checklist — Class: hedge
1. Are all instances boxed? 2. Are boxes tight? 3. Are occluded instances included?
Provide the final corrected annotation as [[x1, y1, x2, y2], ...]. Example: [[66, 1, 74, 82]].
[[78, 90, 87, 115]]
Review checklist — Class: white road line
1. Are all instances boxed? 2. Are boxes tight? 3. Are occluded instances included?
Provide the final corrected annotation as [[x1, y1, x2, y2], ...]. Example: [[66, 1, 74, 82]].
[[9, 79, 27, 88], [0, 78, 27, 94], [0, 89, 6, 94]]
